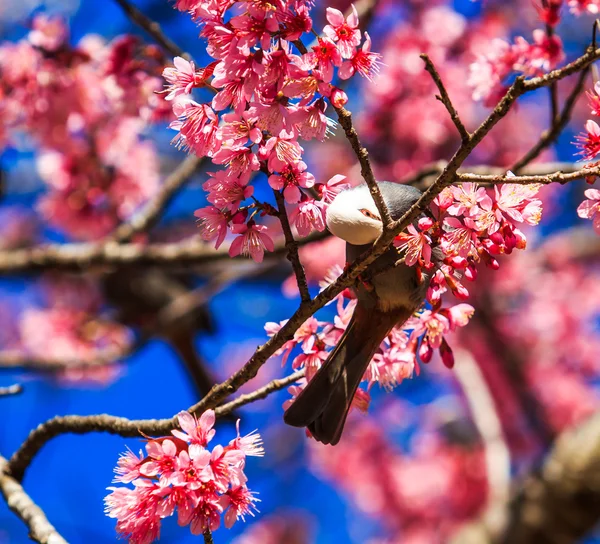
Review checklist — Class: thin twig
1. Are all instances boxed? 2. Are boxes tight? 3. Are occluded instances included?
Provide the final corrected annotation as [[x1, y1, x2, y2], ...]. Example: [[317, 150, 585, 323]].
[[273, 190, 311, 303], [7, 370, 305, 481], [0, 384, 23, 397], [112, 155, 203, 243], [421, 54, 471, 143], [203, 528, 215, 544], [112, 0, 187, 58], [511, 64, 590, 172], [334, 106, 393, 227], [0, 455, 68, 544]]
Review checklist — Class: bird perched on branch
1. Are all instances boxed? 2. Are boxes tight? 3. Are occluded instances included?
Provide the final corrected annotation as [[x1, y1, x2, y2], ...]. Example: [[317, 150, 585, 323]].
[[284, 182, 436, 445]]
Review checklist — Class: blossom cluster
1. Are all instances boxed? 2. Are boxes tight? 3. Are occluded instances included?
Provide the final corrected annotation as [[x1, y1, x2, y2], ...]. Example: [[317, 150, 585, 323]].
[[105, 410, 263, 544], [13, 275, 131, 384], [165, 1, 381, 262], [574, 80, 600, 231], [0, 15, 169, 240], [468, 29, 564, 105]]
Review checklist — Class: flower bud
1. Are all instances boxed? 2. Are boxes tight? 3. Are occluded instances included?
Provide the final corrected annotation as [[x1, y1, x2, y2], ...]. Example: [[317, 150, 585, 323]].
[[330, 87, 348, 108]]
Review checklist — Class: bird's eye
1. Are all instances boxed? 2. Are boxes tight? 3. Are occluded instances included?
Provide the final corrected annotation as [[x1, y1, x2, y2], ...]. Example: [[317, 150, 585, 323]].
[[359, 208, 381, 221]]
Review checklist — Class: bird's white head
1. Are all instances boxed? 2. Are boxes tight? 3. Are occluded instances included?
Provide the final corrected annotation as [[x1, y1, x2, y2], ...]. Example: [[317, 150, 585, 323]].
[[325, 186, 383, 245]]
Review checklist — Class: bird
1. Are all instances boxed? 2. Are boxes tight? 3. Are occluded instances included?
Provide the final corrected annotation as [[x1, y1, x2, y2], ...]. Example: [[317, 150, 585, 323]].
[[283, 181, 436, 445]]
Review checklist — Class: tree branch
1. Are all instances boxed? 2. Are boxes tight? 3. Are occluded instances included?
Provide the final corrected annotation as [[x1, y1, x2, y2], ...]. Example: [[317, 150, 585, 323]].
[[511, 64, 590, 172], [334, 106, 393, 226], [7, 370, 304, 481], [112, 0, 186, 58], [273, 190, 311, 303], [451, 412, 600, 544], [0, 455, 68, 544], [203, 528, 215, 544], [111, 155, 203, 243], [421, 54, 471, 143]]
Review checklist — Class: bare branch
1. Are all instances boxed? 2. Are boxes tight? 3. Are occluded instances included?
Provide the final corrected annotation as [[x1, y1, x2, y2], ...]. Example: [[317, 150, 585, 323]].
[[112, 0, 187, 58], [334, 106, 393, 227], [7, 370, 304, 481], [457, 165, 600, 185], [0, 229, 328, 275], [0, 455, 68, 544], [0, 384, 23, 397], [451, 412, 600, 544], [112, 155, 203, 243], [273, 190, 311, 303], [203, 528, 215, 544], [512, 64, 590, 172], [421, 54, 471, 143]]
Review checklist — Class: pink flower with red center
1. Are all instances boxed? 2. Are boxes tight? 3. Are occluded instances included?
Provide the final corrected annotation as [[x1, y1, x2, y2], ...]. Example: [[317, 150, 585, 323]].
[[172, 410, 216, 447], [289, 198, 326, 236], [494, 182, 543, 226], [587, 82, 600, 116], [577, 188, 600, 233], [339, 33, 383, 81], [536, 0, 562, 26], [170, 100, 220, 157], [468, 39, 515, 104], [323, 5, 361, 59], [293, 316, 320, 351], [441, 217, 480, 258], [307, 38, 343, 82], [113, 449, 144, 484], [229, 221, 275, 263], [204, 170, 254, 211], [212, 145, 260, 182], [268, 161, 315, 203], [222, 486, 259, 528], [448, 183, 492, 217], [105, 481, 163, 544], [230, 12, 279, 50], [259, 130, 303, 171], [319, 174, 351, 204], [569, 0, 600, 15], [195, 206, 229, 249], [289, 100, 336, 141], [163, 57, 205, 101], [517, 30, 564, 74], [576, 119, 600, 160], [264, 319, 296, 365], [218, 111, 262, 145], [292, 347, 329, 380], [394, 219, 434, 268]]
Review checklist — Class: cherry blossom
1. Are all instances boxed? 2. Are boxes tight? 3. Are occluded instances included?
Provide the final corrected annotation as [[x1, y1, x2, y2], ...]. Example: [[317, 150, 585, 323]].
[[229, 222, 275, 263], [106, 410, 262, 543]]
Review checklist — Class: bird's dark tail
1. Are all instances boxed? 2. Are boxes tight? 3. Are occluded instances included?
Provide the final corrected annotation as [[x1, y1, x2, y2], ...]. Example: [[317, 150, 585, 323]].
[[284, 304, 411, 445]]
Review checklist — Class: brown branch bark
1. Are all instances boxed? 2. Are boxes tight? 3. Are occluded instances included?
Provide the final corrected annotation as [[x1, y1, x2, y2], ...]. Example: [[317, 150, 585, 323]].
[[511, 64, 590, 172], [203, 528, 215, 544], [7, 370, 304, 481], [273, 190, 311, 303], [0, 455, 68, 544], [112, 155, 203, 243], [421, 54, 471, 143], [451, 412, 600, 544], [113, 0, 187, 58], [335, 106, 393, 226], [0, 229, 328, 275]]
